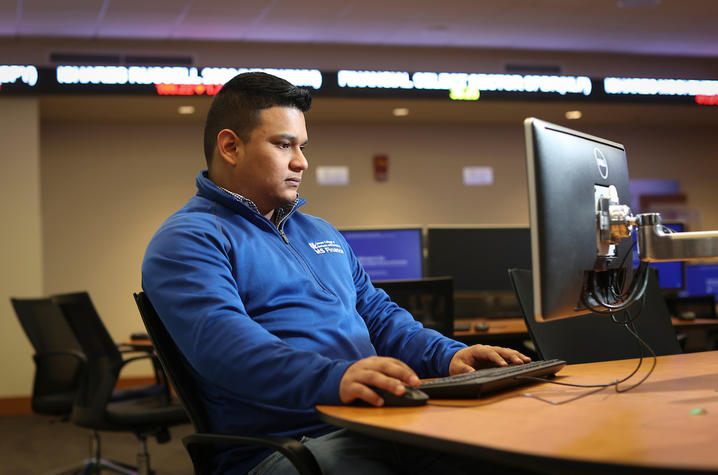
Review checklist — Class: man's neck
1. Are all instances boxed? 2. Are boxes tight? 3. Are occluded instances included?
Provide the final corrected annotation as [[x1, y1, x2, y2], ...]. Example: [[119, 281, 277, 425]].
[[217, 186, 287, 225]]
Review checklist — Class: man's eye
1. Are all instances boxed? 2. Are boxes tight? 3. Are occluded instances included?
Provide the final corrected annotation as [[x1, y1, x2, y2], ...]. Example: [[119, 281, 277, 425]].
[[277, 142, 290, 149]]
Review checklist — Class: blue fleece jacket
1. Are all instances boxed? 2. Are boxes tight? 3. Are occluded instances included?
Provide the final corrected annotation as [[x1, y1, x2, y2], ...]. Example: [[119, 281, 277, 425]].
[[141, 171, 466, 473]]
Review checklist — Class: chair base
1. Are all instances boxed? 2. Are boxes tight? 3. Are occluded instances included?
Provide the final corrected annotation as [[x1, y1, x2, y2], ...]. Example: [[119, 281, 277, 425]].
[[43, 430, 152, 475]]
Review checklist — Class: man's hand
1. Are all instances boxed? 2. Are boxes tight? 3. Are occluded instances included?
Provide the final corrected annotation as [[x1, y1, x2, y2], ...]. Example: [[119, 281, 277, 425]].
[[339, 356, 420, 406], [449, 345, 531, 375]]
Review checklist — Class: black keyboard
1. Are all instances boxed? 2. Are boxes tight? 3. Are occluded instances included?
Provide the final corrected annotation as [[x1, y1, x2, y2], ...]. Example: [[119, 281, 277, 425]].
[[419, 359, 566, 398]]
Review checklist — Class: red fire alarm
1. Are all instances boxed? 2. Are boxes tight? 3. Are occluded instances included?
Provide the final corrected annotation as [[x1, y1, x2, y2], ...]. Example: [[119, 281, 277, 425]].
[[374, 154, 389, 182]]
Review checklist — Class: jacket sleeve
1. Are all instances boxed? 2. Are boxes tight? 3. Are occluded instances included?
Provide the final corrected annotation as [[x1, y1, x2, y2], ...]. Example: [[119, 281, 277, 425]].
[[141, 215, 351, 410], [345, 240, 466, 378]]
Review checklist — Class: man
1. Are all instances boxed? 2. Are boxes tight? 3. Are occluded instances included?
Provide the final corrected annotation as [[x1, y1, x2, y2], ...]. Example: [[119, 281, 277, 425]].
[[142, 72, 530, 474]]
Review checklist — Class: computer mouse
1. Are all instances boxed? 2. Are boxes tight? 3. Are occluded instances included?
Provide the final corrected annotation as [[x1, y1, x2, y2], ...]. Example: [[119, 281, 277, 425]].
[[372, 386, 429, 406], [474, 322, 490, 332]]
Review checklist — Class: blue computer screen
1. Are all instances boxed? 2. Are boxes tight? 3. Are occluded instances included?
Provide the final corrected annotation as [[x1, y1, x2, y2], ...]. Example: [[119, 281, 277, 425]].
[[681, 264, 718, 300], [632, 222, 684, 290], [339, 228, 423, 281]]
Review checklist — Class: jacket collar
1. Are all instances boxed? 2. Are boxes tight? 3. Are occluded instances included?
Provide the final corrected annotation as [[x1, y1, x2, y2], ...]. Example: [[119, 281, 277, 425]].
[[195, 170, 305, 223]]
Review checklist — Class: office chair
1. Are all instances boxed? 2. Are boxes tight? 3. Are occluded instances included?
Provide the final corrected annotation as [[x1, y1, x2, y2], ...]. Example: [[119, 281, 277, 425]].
[[373, 277, 455, 337], [52, 291, 189, 475], [133, 292, 322, 475], [11, 297, 86, 418], [11, 297, 95, 473], [509, 268, 682, 364]]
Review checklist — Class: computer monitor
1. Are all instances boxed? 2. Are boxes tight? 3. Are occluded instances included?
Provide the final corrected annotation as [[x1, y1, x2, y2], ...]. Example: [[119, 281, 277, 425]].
[[681, 263, 718, 301], [525, 118, 636, 321], [632, 222, 685, 290], [426, 226, 531, 292], [339, 227, 424, 281]]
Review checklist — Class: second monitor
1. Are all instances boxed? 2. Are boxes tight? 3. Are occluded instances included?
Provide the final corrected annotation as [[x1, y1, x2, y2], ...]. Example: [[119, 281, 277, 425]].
[[427, 226, 531, 292], [427, 226, 531, 318]]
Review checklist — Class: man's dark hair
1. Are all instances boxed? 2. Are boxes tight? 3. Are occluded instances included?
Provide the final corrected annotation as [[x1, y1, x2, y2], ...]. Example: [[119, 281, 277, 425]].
[[203, 72, 312, 165]]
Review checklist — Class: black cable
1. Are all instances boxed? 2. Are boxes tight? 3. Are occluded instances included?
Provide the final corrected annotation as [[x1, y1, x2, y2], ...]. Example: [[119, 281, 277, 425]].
[[614, 238, 638, 298], [581, 261, 650, 315], [590, 262, 650, 312], [612, 323, 657, 393], [519, 384, 612, 405], [580, 234, 652, 315], [606, 292, 646, 328]]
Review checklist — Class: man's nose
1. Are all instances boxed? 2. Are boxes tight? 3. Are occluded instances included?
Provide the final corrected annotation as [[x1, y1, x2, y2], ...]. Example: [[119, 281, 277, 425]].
[[291, 148, 308, 171]]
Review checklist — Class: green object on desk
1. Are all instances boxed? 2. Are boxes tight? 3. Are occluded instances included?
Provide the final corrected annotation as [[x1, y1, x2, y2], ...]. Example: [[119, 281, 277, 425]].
[[690, 407, 707, 415]]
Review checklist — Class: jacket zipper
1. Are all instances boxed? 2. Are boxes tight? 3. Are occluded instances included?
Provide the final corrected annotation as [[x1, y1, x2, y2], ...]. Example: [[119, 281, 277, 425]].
[[273, 208, 333, 296], [278, 227, 290, 244]]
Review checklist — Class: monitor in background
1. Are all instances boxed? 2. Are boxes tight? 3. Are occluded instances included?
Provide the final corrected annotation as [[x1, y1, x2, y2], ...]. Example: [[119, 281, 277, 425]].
[[681, 263, 718, 302], [632, 222, 685, 290], [373, 277, 454, 337], [427, 227, 531, 319], [339, 227, 423, 281], [525, 117, 638, 321], [426, 227, 531, 292]]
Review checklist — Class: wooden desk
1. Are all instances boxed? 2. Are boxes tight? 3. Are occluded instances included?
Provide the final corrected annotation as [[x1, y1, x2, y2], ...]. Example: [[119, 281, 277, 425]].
[[318, 351, 718, 473], [454, 317, 527, 341], [672, 317, 718, 331]]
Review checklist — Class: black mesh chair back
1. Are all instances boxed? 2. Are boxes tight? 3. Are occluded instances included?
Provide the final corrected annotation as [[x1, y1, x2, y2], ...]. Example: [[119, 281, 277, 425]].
[[51, 291, 126, 425], [373, 277, 455, 337], [510, 268, 682, 364], [11, 297, 86, 416], [133, 291, 322, 475]]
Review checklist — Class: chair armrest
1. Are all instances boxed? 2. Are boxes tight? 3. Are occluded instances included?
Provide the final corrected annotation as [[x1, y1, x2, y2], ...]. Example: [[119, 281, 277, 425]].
[[183, 433, 322, 475], [118, 344, 154, 354], [117, 344, 142, 351], [118, 353, 155, 366], [116, 353, 168, 390]]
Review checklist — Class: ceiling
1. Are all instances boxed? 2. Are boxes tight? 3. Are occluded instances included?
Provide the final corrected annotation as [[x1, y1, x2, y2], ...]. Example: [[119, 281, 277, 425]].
[[2, 0, 718, 58]]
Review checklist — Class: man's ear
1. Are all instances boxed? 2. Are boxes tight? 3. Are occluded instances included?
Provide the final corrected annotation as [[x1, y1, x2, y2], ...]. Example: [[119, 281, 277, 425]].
[[216, 129, 242, 166]]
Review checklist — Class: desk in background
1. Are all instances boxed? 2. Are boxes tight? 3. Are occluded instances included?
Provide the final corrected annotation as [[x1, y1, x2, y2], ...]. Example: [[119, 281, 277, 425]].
[[123, 338, 154, 351], [453, 317, 527, 343], [454, 316, 718, 348], [318, 350, 718, 474]]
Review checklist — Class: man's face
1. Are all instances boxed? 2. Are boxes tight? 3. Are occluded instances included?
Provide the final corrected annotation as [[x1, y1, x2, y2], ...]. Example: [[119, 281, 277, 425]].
[[231, 106, 308, 217]]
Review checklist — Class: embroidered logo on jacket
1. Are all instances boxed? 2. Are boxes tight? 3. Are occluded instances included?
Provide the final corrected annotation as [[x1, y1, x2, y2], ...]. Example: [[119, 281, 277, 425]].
[[308, 240, 345, 255]]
